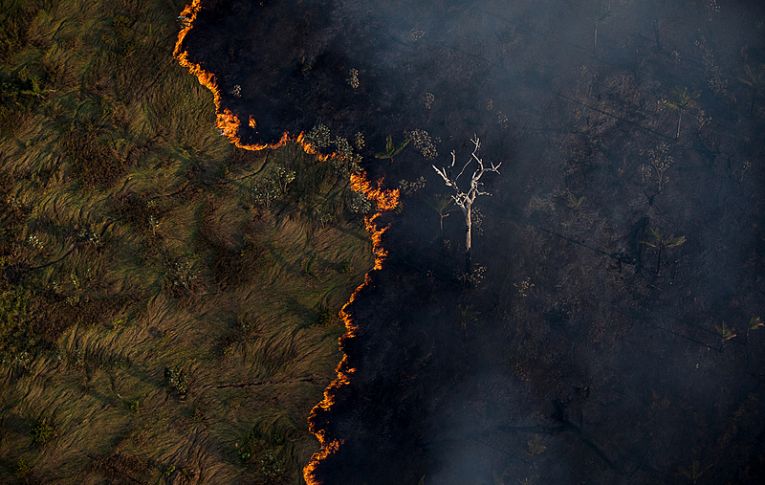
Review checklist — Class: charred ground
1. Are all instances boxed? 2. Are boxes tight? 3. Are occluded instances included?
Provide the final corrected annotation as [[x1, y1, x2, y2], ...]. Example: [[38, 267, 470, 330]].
[[184, 0, 765, 484]]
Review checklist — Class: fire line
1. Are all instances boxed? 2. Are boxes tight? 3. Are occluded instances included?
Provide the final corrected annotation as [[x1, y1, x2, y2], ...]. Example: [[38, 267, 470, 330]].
[[173, 2, 399, 483]]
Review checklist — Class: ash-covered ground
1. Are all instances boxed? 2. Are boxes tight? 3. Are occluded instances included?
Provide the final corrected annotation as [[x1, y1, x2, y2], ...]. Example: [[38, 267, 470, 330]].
[[185, 1, 765, 483]]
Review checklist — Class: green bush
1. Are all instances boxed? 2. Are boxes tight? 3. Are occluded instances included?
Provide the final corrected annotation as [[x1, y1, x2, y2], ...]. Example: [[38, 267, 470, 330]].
[[164, 365, 189, 398], [0, 288, 36, 357], [31, 417, 54, 447]]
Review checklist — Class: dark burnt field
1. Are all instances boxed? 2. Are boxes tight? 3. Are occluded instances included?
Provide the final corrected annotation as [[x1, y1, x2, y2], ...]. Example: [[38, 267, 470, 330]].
[[184, 1, 765, 483]]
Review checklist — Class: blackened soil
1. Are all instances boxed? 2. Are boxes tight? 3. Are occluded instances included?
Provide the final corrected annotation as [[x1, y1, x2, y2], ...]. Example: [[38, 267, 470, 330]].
[[184, 1, 765, 483]]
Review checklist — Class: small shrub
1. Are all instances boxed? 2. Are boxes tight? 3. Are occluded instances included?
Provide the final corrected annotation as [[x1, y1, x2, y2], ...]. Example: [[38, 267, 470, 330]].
[[16, 457, 32, 477], [31, 417, 55, 446], [249, 165, 295, 208], [165, 259, 202, 298], [257, 450, 286, 481], [336, 260, 352, 274], [715, 323, 737, 342], [235, 441, 252, 463], [345, 190, 372, 215], [315, 305, 336, 326], [126, 398, 140, 413], [398, 176, 427, 195], [164, 366, 189, 399], [0, 288, 40, 357], [304, 124, 331, 149], [373, 134, 410, 163], [408, 129, 438, 159]]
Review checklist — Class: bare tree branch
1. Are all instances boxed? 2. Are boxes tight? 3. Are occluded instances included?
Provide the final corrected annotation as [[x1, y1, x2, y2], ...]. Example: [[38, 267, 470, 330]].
[[432, 135, 502, 254]]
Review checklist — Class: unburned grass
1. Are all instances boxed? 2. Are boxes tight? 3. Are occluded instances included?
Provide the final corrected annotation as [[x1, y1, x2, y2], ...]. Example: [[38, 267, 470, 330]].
[[0, 1, 372, 482]]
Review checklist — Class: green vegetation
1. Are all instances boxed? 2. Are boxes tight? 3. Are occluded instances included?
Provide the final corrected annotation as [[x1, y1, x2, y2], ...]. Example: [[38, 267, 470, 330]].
[[31, 416, 55, 447], [0, 0, 372, 482], [373, 134, 410, 163], [714, 322, 737, 343], [660, 87, 698, 140], [640, 227, 687, 276]]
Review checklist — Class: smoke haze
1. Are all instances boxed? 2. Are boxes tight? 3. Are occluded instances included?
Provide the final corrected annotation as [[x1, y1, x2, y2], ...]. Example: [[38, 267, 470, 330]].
[[184, 1, 765, 483]]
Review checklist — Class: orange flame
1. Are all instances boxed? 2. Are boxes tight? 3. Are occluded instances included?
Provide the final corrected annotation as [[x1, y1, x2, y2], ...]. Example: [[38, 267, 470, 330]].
[[174, 2, 399, 483], [174, 0, 332, 159]]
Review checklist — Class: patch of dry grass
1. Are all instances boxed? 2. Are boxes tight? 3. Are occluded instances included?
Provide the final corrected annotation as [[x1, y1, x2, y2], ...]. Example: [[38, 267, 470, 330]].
[[0, 1, 371, 482]]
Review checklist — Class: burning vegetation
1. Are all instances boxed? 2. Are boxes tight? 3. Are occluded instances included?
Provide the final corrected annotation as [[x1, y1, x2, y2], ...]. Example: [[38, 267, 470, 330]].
[[173, 2, 400, 483], [175, 1, 328, 159]]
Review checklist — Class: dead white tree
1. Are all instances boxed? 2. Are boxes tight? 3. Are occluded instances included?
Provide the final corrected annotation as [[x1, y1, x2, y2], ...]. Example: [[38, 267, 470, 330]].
[[433, 135, 501, 265]]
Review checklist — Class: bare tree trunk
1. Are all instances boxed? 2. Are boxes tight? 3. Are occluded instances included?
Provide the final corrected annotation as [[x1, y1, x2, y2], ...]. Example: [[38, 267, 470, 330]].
[[656, 244, 663, 276], [465, 207, 473, 273], [465, 206, 472, 253], [751, 88, 757, 116], [653, 18, 662, 50], [432, 135, 501, 275], [675, 110, 683, 140]]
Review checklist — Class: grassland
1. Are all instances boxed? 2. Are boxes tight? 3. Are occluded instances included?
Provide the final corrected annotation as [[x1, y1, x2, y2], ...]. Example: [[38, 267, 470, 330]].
[[0, 0, 373, 482]]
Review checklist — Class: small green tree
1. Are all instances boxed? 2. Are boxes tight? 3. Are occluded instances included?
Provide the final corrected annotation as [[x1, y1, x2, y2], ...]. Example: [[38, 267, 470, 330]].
[[31, 416, 55, 446], [745, 315, 763, 343], [662, 88, 697, 140], [641, 228, 686, 276], [714, 322, 737, 343], [374, 134, 410, 163], [424, 194, 455, 236]]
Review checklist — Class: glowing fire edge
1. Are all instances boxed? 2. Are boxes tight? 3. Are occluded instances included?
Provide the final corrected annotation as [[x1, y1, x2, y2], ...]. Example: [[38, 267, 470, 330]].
[[173, 2, 400, 483]]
